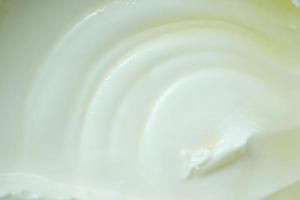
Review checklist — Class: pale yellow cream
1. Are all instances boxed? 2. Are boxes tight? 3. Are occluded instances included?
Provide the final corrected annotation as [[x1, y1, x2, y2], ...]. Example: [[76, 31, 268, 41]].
[[0, 0, 300, 199]]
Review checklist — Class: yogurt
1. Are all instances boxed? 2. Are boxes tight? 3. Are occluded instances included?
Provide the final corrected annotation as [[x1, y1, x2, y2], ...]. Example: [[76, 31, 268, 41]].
[[0, 0, 300, 199]]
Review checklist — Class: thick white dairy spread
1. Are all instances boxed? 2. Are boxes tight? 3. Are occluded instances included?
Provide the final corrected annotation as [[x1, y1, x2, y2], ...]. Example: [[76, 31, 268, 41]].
[[0, 0, 300, 199]]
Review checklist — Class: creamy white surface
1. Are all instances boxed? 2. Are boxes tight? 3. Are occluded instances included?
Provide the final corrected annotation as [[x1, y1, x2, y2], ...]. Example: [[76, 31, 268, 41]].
[[1, 0, 300, 199]]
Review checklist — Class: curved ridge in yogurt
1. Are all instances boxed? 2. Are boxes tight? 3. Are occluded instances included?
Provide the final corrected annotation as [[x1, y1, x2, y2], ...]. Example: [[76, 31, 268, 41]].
[[0, 0, 300, 199]]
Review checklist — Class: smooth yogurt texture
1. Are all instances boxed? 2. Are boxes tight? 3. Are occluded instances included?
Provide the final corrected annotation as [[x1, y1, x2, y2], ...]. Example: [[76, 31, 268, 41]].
[[1, 0, 300, 199]]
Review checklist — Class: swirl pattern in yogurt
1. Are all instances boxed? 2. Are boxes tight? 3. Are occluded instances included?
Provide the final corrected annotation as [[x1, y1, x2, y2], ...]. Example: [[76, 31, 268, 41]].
[[0, 0, 300, 199]]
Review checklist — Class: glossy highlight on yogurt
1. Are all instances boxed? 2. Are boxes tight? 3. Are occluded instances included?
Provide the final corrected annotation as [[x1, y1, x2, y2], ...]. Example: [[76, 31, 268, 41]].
[[0, 0, 300, 199]]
